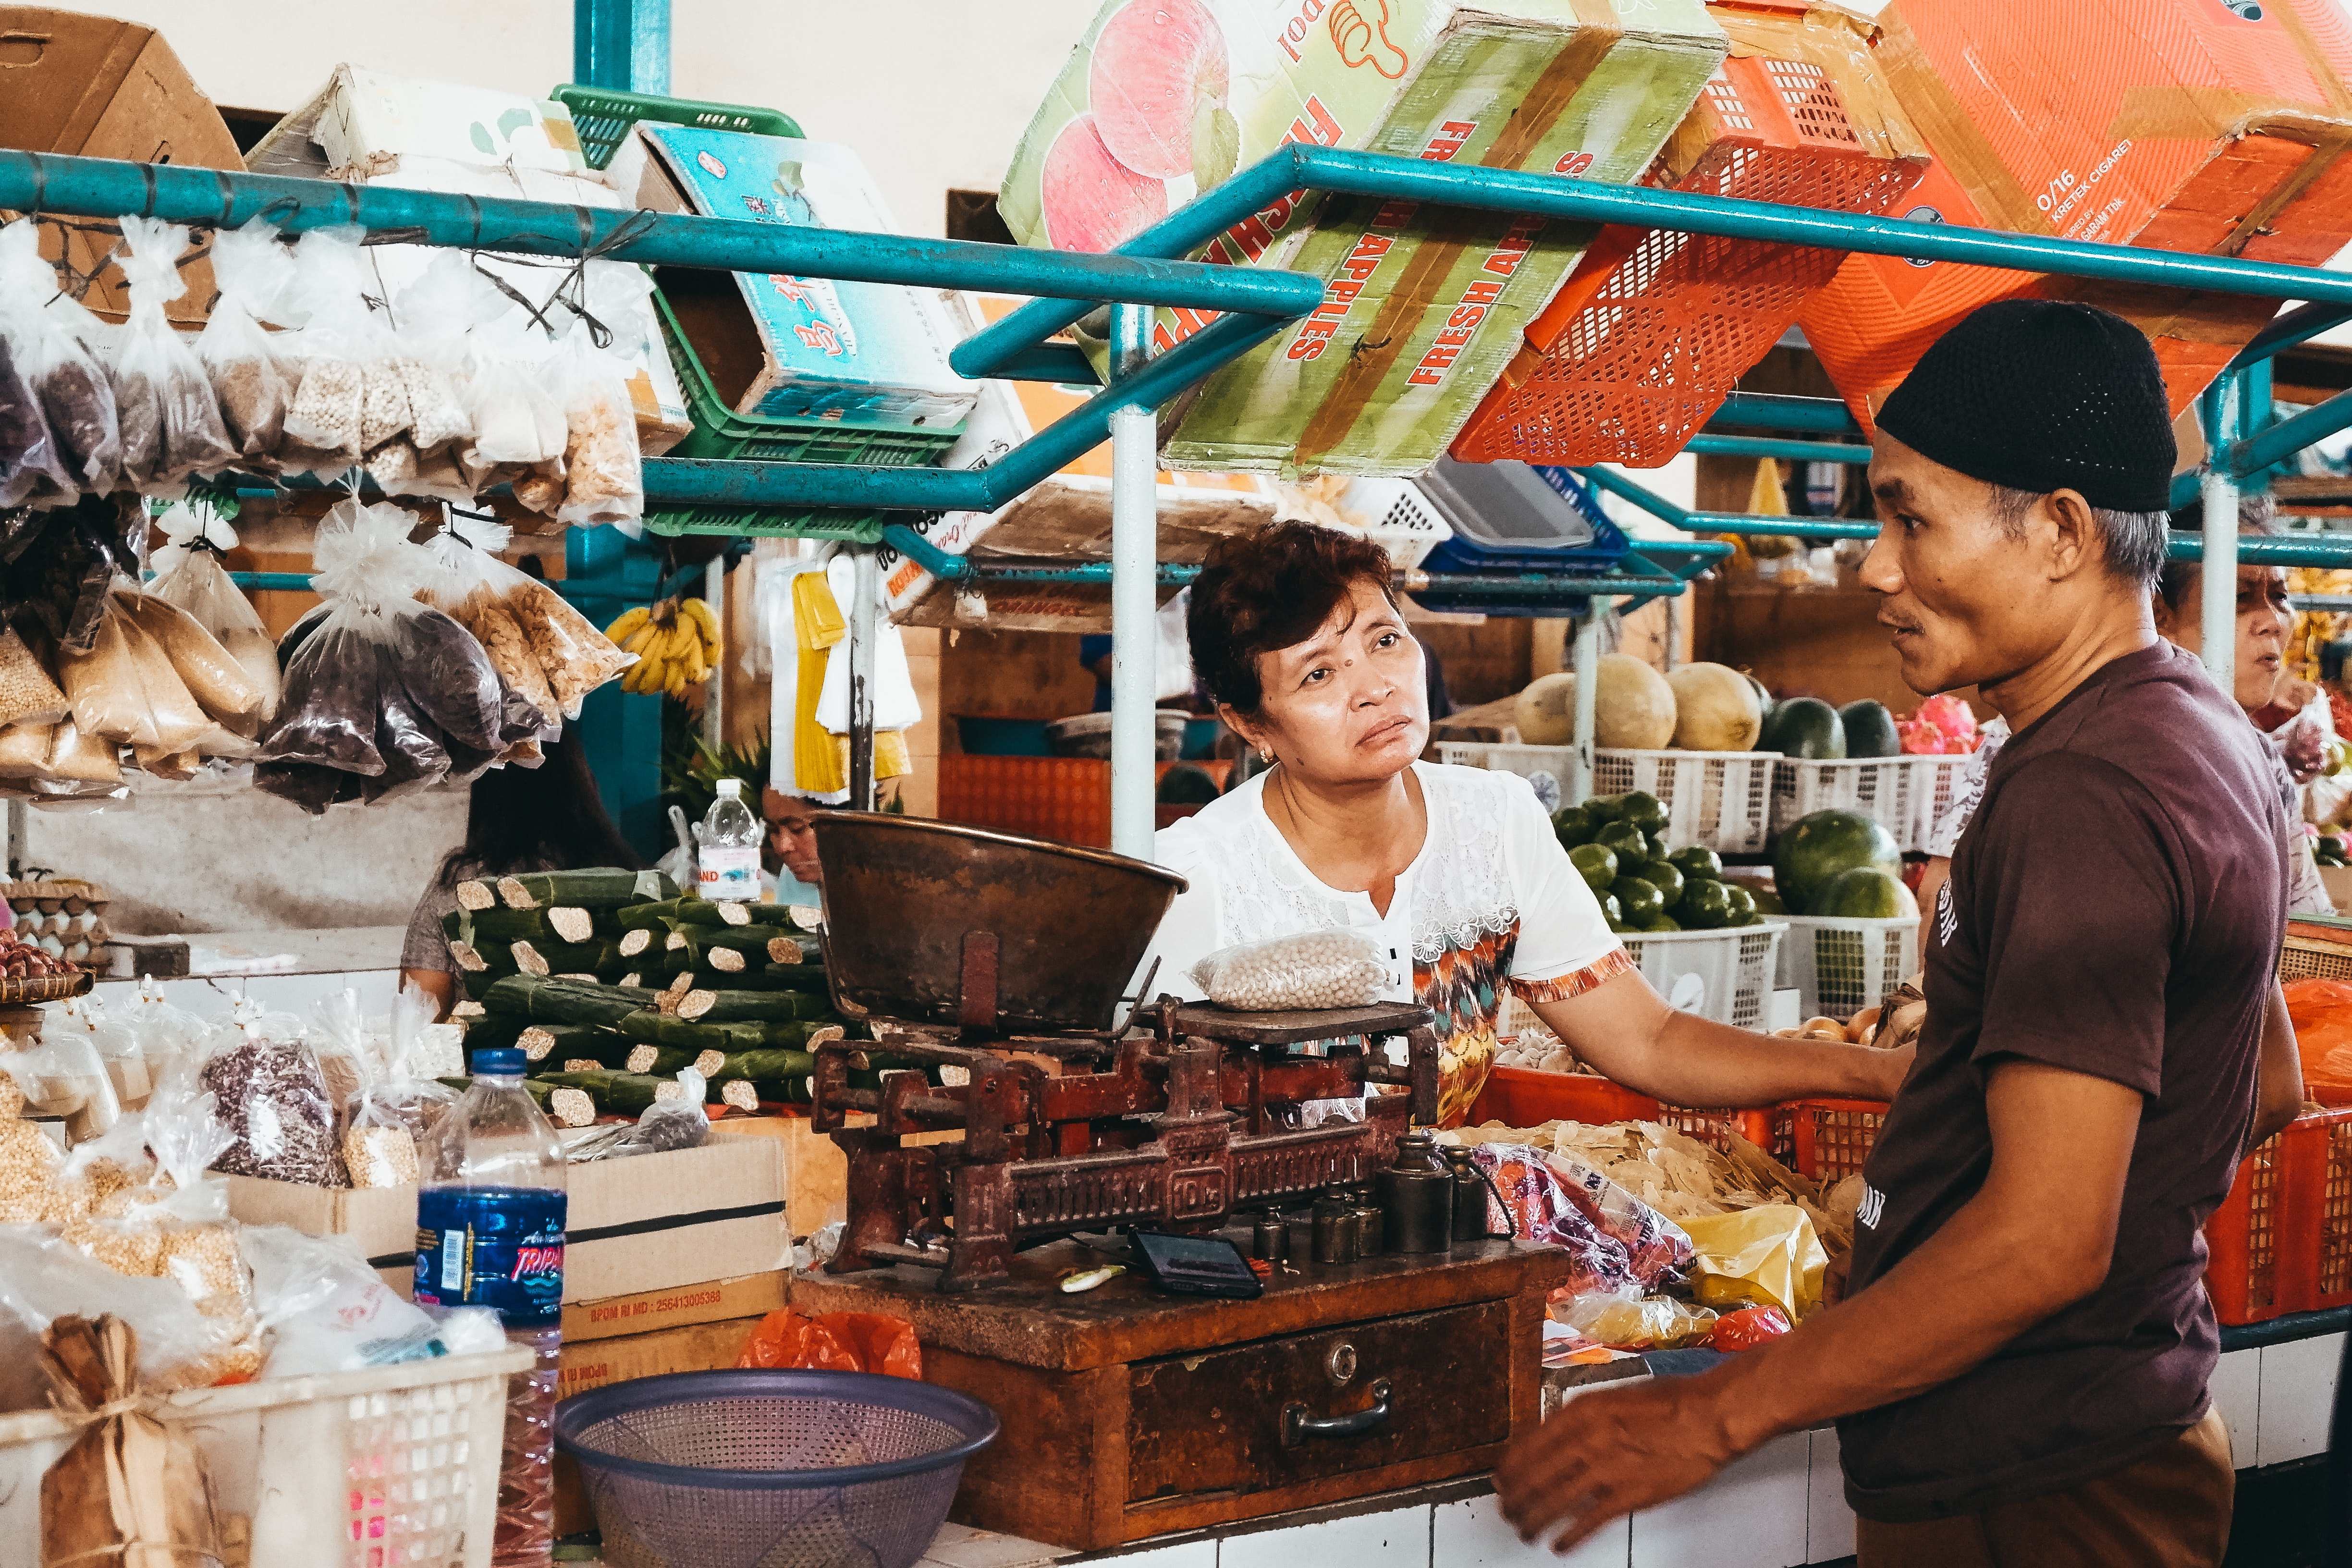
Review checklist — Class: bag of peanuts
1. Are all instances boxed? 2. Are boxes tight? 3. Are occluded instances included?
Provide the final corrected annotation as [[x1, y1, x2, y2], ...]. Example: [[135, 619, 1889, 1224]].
[[193, 218, 297, 470], [1189, 929, 1390, 1012], [538, 262, 647, 530], [341, 985, 456, 1188]]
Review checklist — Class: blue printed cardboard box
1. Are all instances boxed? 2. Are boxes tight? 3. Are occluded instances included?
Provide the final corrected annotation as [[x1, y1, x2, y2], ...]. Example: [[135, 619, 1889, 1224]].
[[610, 123, 976, 429]]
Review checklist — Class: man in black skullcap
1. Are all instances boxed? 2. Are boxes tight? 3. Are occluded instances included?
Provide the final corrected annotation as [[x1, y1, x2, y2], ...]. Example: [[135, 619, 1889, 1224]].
[[1500, 301, 2291, 1567]]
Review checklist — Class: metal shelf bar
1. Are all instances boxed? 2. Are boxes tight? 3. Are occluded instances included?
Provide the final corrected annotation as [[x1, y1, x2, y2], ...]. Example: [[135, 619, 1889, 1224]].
[[0, 150, 1323, 320], [1684, 434, 1872, 466], [1706, 393, 1862, 437], [2233, 385, 2352, 481]]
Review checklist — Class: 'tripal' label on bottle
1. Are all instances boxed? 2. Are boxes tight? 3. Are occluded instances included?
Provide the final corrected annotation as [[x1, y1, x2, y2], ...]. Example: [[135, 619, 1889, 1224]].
[[414, 1185, 567, 1329], [698, 844, 762, 902]]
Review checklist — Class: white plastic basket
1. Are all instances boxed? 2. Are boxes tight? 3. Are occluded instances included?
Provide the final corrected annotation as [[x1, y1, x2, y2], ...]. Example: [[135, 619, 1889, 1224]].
[[1434, 743, 1776, 854], [1593, 748, 1776, 855], [1770, 756, 1970, 854], [1619, 922, 1786, 1029], [1777, 915, 1920, 1022], [0, 1345, 529, 1568], [1333, 477, 1454, 568]]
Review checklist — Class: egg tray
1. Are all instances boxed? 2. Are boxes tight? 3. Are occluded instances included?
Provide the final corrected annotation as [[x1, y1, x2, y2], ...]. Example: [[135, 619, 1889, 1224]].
[[813, 995, 1443, 1293]]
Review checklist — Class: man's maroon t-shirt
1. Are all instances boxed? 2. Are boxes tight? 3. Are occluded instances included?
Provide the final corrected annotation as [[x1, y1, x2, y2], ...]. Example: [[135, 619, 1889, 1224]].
[[1838, 641, 2285, 1521]]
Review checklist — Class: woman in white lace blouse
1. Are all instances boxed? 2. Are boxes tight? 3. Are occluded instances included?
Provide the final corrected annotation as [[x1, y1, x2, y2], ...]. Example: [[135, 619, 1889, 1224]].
[[1133, 522, 1910, 1125]]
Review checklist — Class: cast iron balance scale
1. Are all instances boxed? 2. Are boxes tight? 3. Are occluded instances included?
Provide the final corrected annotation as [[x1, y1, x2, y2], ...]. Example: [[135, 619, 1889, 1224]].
[[794, 814, 1567, 1550]]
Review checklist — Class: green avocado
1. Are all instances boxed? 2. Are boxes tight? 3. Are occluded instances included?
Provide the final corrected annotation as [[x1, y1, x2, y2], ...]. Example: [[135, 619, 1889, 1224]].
[[1617, 790, 1667, 835], [1681, 879, 1735, 930], [1760, 697, 1847, 760], [1723, 885, 1760, 927], [1569, 842, 1619, 896], [1552, 804, 1595, 849], [1585, 793, 1625, 822], [1638, 913, 1683, 932], [1667, 845, 1724, 882], [1637, 858, 1685, 907], [1745, 885, 1788, 916], [1595, 820, 1650, 863], [1612, 876, 1666, 926], [1601, 892, 1625, 931], [1839, 700, 1901, 760]]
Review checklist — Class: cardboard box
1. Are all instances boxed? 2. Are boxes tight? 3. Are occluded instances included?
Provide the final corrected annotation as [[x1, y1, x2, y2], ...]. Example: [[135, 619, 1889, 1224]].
[[562, 1269, 789, 1344], [717, 1110, 963, 1235], [1798, 0, 2352, 428], [245, 66, 692, 454], [225, 1125, 787, 1300], [0, 7, 241, 325], [607, 123, 977, 429], [997, 0, 1724, 476]]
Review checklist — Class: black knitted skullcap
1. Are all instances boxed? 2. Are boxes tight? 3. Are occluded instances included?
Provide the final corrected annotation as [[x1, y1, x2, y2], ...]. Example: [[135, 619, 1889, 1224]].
[[1877, 300, 2177, 514]]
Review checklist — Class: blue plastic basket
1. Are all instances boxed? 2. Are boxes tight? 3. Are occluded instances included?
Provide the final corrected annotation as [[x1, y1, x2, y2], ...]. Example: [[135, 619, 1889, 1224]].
[[554, 1369, 998, 1568], [1419, 465, 1629, 576]]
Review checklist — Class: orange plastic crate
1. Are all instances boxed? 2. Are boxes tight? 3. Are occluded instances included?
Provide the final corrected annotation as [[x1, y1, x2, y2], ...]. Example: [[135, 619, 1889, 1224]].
[[1467, 1063, 1775, 1154], [935, 756, 1230, 848], [2205, 1103, 2352, 1326], [1452, 5, 1926, 466], [1774, 1097, 1889, 1182]]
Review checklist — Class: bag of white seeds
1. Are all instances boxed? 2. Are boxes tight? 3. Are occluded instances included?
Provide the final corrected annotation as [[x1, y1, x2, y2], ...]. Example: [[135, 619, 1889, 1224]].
[[1189, 929, 1390, 1012]]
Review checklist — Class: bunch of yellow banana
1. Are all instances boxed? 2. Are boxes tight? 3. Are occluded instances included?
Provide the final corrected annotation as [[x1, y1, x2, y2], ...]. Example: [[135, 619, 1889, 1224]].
[[607, 597, 722, 701]]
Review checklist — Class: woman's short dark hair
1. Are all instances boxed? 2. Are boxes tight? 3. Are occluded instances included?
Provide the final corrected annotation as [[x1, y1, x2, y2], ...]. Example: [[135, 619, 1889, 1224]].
[[1188, 521, 1396, 714], [438, 729, 642, 885], [2158, 493, 2278, 612]]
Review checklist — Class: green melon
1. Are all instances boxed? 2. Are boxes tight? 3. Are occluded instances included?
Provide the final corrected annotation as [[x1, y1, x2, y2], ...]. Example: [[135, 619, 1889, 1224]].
[[1760, 697, 1846, 760], [1773, 809, 1902, 914], [1839, 700, 1901, 760], [1811, 866, 1919, 919]]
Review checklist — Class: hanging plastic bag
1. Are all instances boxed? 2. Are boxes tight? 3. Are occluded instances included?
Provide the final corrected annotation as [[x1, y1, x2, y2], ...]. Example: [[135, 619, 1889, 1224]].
[[388, 251, 485, 460], [278, 227, 374, 474], [148, 502, 281, 723], [0, 219, 120, 500], [416, 515, 559, 761], [460, 284, 568, 482], [116, 582, 267, 742], [1190, 929, 1389, 1011], [546, 261, 647, 527], [110, 217, 236, 489], [0, 325, 71, 509], [194, 219, 296, 467]]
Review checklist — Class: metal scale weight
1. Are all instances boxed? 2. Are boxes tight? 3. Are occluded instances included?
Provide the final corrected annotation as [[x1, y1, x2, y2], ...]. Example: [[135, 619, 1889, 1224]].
[[804, 812, 1445, 1292]]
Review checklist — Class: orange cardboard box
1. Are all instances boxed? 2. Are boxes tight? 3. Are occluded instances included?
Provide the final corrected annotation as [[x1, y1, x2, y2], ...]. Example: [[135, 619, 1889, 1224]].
[[1800, 0, 2352, 429], [1455, 0, 1929, 466], [561, 1270, 790, 1344]]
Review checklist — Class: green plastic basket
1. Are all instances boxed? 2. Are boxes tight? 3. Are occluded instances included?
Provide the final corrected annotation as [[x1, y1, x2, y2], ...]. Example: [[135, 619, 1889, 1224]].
[[644, 294, 963, 540], [550, 84, 803, 171]]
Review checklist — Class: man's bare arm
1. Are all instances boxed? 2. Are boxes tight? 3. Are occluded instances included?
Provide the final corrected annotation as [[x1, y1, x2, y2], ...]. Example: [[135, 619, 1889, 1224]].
[[2253, 982, 2303, 1149]]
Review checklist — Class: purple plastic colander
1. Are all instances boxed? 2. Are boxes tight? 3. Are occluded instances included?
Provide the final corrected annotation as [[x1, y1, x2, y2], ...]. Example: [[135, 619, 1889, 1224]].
[[553, 1369, 999, 1568]]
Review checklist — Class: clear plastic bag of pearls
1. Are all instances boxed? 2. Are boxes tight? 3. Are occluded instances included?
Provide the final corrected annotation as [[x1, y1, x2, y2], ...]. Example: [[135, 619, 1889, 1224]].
[[1190, 930, 1389, 1012]]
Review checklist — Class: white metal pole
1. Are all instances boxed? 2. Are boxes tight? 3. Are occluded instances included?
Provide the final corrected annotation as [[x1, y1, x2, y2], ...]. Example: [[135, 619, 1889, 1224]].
[[702, 555, 724, 751], [1109, 303, 1158, 862], [1568, 610, 1601, 806], [2201, 377, 2240, 695], [847, 548, 879, 811]]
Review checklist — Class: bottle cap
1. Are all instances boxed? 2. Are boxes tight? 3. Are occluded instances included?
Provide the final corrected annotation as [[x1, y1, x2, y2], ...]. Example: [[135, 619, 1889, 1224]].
[[474, 1047, 525, 1074], [717, 778, 742, 797]]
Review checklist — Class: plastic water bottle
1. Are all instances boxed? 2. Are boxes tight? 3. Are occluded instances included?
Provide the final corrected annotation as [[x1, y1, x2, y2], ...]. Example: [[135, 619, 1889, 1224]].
[[416, 1047, 567, 1568], [695, 777, 763, 902]]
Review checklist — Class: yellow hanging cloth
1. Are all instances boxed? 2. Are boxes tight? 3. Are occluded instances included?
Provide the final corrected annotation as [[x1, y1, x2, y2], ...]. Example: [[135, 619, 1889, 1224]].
[[833, 730, 913, 785], [792, 572, 847, 796]]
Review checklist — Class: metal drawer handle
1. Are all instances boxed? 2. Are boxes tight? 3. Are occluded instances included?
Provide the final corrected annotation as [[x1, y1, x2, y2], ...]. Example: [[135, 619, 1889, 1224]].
[[1281, 1379, 1393, 1447]]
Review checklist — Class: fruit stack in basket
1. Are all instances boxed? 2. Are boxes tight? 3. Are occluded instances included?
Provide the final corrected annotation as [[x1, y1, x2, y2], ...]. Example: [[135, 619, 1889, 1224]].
[[1552, 789, 1773, 935]]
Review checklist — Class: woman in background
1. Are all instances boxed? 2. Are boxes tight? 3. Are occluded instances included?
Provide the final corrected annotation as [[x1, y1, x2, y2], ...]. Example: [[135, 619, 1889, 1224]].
[[400, 731, 643, 1016]]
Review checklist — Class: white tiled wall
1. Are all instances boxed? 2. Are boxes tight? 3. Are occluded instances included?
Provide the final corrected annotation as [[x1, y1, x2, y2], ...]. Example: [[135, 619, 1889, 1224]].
[[1432, 1494, 1628, 1568], [2256, 1333, 2345, 1467], [1219, 1506, 1427, 1568], [1630, 1433, 1810, 1568]]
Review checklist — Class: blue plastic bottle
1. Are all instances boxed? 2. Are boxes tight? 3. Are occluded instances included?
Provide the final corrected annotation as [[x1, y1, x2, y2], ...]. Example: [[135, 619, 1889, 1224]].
[[416, 1046, 566, 1568]]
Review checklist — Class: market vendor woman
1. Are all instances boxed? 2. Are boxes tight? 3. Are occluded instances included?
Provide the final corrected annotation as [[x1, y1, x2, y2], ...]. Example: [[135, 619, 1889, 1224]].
[[1130, 521, 1910, 1125]]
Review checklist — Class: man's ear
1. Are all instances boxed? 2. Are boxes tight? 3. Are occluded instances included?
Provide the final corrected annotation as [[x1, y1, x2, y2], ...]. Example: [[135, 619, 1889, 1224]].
[[2042, 489, 2101, 582]]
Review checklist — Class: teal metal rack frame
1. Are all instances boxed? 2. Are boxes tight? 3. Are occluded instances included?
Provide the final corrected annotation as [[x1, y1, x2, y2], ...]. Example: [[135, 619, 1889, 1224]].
[[10, 135, 2352, 848]]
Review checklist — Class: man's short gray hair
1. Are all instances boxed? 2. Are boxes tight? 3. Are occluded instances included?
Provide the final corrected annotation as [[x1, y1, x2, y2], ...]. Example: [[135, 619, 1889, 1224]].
[[1988, 486, 2169, 589]]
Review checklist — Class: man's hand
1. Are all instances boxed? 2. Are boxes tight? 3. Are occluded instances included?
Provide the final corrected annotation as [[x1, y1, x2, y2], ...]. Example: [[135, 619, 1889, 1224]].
[[1496, 1371, 1744, 1553], [1862, 1042, 1914, 1102]]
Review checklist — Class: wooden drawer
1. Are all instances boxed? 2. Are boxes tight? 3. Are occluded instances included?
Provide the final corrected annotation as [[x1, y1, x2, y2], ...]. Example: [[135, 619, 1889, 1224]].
[[1127, 1299, 1510, 1502]]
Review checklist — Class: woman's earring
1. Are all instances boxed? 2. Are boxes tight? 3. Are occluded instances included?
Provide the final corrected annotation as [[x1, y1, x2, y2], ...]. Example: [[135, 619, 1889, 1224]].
[[1260, 748, 1275, 764]]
